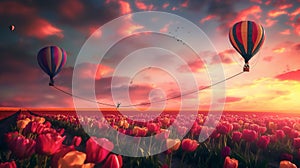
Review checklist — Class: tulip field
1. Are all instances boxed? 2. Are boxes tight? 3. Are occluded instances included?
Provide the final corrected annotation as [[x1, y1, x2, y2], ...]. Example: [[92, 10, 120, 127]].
[[0, 110, 300, 168]]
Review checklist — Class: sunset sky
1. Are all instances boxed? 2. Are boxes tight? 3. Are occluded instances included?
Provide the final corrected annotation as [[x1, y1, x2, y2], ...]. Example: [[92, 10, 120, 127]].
[[0, 0, 300, 113]]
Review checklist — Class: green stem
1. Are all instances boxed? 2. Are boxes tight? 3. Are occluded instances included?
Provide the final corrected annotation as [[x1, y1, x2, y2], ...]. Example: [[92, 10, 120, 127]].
[[169, 153, 173, 168], [180, 152, 186, 168]]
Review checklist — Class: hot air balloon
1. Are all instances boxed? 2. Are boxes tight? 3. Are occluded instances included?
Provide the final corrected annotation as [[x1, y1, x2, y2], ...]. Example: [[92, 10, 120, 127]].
[[9, 25, 15, 31], [37, 46, 67, 86], [229, 20, 265, 72]]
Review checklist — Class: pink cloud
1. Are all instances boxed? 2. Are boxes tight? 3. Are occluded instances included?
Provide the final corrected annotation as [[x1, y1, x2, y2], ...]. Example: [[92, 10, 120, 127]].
[[135, 0, 154, 11], [250, 0, 262, 4], [263, 56, 273, 62], [278, 3, 293, 10], [268, 9, 288, 18], [264, 19, 278, 27], [216, 49, 235, 64], [162, 3, 170, 9], [59, 0, 84, 20], [24, 18, 63, 39], [218, 97, 243, 103], [289, 8, 300, 21], [0, 1, 34, 15], [181, 0, 189, 8], [217, 5, 262, 33], [178, 60, 205, 73], [275, 69, 300, 81], [289, 18, 300, 36], [0, 1, 63, 39], [280, 29, 291, 35], [200, 14, 217, 24]]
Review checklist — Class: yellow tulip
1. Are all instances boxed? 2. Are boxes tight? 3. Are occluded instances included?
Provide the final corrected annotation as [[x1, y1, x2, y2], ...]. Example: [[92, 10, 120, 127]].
[[58, 151, 89, 168], [17, 118, 31, 129], [166, 139, 181, 151], [33, 117, 45, 124]]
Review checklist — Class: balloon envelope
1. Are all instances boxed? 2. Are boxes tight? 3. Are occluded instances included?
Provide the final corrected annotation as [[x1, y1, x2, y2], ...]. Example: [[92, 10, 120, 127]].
[[37, 46, 67, 85], [229, 20, 265, 63]]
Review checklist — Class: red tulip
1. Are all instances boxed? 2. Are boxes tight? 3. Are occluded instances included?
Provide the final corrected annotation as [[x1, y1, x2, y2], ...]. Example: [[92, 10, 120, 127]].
[[72, 136, 82, 147], [231, 131, 242, 142], [86, 137, 114, 164], [293, 137, 300, 149], [223, 156, 238, 168], [256, 135, 270, 149], [241, 129, 258, 143], [102, 154, 123, 168], [5, 132, 19, 149], [5, 132, 36, 159], [36, 133, 66, 155], [181, 138, 199, 152], [0, 161, 17, 168], [147, 123, 160, 133]]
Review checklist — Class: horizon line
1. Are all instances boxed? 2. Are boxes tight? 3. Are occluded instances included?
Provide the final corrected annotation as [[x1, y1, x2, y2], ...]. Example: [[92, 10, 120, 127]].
[[0, 107, 299, 114]]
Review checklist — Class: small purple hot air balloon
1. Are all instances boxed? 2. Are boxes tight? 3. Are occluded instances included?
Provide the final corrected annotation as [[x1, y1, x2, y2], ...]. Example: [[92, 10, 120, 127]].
[[37, 46, 67, 86]]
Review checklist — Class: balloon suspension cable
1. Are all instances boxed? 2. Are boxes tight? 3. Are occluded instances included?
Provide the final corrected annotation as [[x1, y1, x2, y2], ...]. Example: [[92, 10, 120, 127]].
[[50, 71, 244, 108]]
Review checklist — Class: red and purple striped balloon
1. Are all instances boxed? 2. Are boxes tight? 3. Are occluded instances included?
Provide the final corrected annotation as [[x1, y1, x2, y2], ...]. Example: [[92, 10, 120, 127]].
[[37, 46, 67, 85]]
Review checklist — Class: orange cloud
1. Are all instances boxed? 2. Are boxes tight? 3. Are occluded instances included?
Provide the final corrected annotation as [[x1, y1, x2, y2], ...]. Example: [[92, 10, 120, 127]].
[[200, 15, 216, 24], [135, 0, 154, 10], [268, 9, 288, 18], [280, 29, 291, 35], [119, 0, 131, 15], [272, 47, 286, 53], [118, 16, 144, 36]]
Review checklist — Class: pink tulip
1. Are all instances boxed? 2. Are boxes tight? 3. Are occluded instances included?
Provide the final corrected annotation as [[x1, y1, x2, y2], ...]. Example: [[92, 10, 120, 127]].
[[256, 135, 270, 149], [217, 123, 233, 134], [275, 130, 286, 140], [293, 138, 300, 149], [241, 129, 258, 143], [72, 136, 82, 147], [231, 131, 242, 142]]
